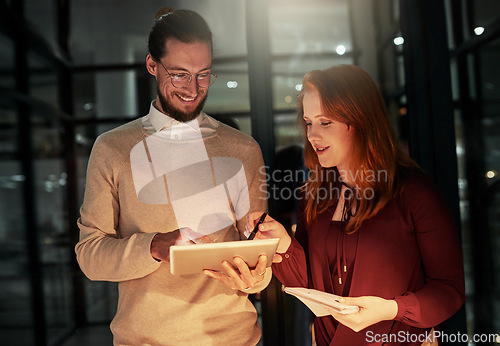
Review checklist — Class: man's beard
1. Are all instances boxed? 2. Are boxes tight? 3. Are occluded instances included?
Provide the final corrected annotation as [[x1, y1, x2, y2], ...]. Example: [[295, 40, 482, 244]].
[[157, 86, 207, 123]]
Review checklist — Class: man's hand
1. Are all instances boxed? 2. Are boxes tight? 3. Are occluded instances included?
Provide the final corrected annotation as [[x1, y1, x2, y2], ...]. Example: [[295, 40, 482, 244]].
[[150, 230, 182, 262], [204, 255, 269, 291], [150, 228, 212, 262]]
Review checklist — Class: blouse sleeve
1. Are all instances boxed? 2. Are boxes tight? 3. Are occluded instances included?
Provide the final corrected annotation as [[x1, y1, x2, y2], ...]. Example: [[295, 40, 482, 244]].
[[394, 173, 465, 328], [271, 201, 309, 288]]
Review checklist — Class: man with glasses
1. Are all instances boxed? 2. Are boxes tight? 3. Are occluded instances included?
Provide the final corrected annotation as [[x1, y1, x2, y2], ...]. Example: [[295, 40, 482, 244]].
[[75, 7, 270, 345]]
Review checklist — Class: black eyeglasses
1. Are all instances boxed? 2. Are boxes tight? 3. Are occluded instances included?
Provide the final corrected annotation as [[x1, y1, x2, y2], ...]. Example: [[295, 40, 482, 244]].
[[158, 61, 217, 88]]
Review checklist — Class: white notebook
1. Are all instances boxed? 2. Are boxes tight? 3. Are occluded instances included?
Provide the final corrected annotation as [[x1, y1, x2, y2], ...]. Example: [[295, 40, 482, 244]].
[[284, 287, 360, 316]]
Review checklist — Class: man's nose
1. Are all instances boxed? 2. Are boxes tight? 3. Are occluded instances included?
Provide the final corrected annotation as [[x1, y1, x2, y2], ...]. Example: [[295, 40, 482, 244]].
[[183, 76, 199, 94]]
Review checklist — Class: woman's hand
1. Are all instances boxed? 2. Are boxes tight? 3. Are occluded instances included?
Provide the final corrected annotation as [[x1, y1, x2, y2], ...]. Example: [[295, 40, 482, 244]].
[[204, 255, 269, 292], [328, 296, 398, 332], [246, 212, 292, 263]]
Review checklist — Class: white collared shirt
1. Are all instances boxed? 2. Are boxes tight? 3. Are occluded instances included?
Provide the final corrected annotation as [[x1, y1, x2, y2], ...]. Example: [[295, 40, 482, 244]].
[[142, 101, 205, 141]]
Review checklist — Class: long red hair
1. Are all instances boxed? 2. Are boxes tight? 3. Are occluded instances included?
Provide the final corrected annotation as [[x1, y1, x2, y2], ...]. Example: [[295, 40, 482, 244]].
[[298, 65, 419, 232]]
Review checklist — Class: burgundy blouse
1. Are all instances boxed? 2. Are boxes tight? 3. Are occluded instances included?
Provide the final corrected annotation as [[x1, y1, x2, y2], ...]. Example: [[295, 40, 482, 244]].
[[272, 170, 465, 345]]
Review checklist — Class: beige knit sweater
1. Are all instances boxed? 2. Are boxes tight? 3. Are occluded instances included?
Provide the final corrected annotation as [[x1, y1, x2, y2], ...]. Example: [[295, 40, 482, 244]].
[[76, 107, 268, 345]]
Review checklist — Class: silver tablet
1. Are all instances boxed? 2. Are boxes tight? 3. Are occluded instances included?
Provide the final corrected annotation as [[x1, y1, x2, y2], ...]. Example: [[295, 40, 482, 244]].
[[170, 238, 279, 275]]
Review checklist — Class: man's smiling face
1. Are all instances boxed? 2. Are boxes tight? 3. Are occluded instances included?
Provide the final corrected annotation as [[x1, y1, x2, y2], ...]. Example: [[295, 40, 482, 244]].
[[148, 39, 212, 122]]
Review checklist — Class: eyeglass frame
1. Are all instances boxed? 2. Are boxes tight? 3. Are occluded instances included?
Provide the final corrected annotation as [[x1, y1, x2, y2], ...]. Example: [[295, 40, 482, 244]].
[[157, 60, 217, 89]]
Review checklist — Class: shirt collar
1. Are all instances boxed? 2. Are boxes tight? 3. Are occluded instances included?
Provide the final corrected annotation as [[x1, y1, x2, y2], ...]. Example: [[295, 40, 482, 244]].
[[148, 101, 203, 133]]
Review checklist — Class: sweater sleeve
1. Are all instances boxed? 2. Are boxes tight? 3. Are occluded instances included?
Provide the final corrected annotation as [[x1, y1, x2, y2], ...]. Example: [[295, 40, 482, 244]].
[[75, 135, 161, 282], [235, 137, 268, 239], [394, 174, 465, 328], [236, 138, 271, 293]]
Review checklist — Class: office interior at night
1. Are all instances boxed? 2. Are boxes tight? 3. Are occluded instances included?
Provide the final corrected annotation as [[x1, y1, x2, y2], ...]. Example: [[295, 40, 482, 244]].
[[1, 0, 499, 345]]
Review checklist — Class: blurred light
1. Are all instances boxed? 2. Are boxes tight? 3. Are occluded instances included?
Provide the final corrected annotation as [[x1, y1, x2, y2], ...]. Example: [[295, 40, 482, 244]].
[[45, 181, 54, 192], [226, 81, 238, 89], [295, 84, 303, 92], [83, 102, 94, 111], [11, 175, 25, 182], [474, 26, 485, 35], [75, 133, 88, 145], [394, 36, 404, 45], [486, 170, 496, 179], [456, 145, 464, 156], [458, 178, 467, 190], [399, 106, 407, 116], [284, 95, 292, 103], [336, 45, 346, 55]]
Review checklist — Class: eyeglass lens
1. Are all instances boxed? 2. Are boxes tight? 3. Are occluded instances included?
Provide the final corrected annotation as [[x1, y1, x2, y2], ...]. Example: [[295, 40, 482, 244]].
[[171, 73, 216, 88]]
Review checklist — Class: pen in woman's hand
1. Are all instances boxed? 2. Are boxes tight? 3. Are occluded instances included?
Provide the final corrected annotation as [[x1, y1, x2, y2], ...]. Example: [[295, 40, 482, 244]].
[[247, 212, 267, 240]]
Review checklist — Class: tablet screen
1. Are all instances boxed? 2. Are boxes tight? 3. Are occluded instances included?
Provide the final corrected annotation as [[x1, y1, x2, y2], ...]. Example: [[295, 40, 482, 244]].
[[170, 238, 279, 275]]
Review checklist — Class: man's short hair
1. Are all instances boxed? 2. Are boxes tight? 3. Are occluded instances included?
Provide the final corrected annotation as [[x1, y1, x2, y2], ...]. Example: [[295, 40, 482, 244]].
[[148, 7, 213, 61]]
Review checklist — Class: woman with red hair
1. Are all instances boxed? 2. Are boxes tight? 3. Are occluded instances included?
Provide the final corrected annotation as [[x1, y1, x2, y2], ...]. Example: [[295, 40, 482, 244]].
[[251, 65, 465, 345]]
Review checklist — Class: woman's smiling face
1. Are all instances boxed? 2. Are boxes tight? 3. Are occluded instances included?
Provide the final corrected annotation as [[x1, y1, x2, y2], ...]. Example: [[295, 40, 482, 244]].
[[302, 87, 353, 172]]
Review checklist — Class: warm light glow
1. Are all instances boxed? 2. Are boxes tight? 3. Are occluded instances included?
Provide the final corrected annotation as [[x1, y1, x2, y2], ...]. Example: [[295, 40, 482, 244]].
[[226, 81, 238, 89], [336, 45, 346, 55], [394, 36, 404, 45], [285, 95, 292, 103], [474, 26, 485, 35], [486, 170, 496, 179]]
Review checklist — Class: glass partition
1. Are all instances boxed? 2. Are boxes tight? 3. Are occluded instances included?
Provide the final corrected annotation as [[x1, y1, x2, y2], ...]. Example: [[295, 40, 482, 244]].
[[0, 108, 35, 345], [477, 37, 500, 333], [31, 120, 75, 343], [267, 1, 354, 344], [25, 0, 58, 50]]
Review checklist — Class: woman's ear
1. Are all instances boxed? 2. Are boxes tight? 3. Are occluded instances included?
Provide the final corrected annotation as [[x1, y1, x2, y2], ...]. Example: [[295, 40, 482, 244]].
[[146, 54, 157, 77]]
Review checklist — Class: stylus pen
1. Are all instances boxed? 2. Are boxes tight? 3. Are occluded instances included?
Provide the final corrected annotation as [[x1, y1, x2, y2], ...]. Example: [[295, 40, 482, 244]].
[[247, 212, 267, 240]]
